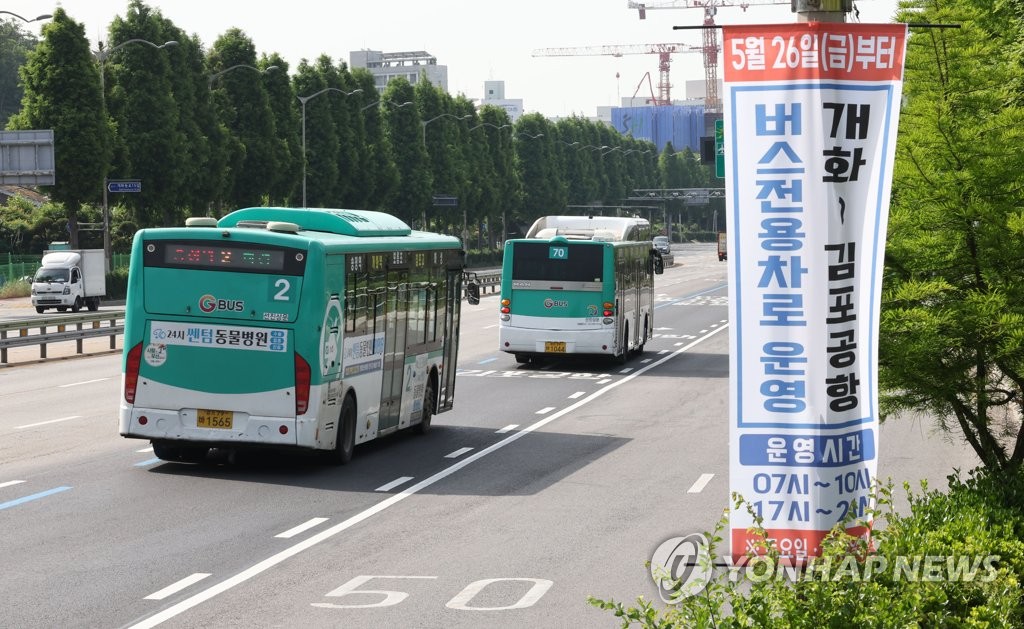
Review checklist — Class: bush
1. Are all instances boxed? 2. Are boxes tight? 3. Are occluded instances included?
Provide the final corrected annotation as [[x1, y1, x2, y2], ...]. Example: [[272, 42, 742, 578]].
[[0, 278, 30, 299], [590, 467, 1024, 628], [105, 268, 129, 300]]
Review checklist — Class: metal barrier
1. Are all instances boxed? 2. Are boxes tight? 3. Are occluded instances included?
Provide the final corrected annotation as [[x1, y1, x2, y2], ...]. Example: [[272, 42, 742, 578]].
[[0, 311, 125, 365], [466, 272, 501, 298]]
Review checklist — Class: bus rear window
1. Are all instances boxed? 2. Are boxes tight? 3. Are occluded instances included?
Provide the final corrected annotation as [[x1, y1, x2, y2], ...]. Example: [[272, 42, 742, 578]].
[[143, 240, 307, 275], [511, 242, 604, 282]]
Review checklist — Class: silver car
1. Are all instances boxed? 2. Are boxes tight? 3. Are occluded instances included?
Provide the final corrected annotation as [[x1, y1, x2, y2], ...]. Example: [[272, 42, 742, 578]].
[[653, 236, 671, 255]]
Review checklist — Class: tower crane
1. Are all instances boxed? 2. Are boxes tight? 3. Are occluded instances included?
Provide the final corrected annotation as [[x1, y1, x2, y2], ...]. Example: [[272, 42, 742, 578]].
[[531, 43, 703, 107], [626, 1, 792, 112]]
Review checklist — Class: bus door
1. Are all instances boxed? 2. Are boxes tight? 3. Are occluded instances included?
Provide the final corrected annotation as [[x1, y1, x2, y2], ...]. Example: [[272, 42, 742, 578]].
[[379, 269, 408, 433], [439, 264, 463, 412]]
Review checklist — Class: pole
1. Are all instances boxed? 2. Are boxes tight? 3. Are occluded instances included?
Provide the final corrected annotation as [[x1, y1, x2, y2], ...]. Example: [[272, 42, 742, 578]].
[[301, 97, 307, 208], [99, 59, 111, 273]]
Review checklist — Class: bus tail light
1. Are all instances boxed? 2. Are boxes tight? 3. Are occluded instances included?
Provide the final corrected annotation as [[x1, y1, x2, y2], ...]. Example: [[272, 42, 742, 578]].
[[124, 342, 143, 404], [295, 353, 311, 415], [603, 302, 615, 317], [500, 298, 510, 314]]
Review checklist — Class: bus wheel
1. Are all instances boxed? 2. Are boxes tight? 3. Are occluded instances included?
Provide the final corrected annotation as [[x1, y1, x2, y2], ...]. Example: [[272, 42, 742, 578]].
[[636, 317, 649, 355], [617, 324, 630, 364], [414, 377, 436, 435], [327, 397, 356, 465]]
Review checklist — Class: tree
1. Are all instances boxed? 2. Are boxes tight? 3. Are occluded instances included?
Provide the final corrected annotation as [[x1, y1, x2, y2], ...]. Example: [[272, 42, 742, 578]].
[[384, 78, 430, 227], [260, 53, 299, 207], [881, 0, 1024, 472], [7, 8, 107, 248], [106, 1, 184, 227], [208, 28, 278, 209], [0, 19, 40, 128]]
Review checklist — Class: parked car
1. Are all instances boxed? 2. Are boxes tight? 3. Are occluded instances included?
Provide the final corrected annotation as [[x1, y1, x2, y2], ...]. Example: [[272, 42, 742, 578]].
[[653, 236, 671, 255]]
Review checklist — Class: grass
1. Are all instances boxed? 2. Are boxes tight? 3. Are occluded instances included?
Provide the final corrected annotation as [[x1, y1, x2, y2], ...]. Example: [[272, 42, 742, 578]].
[[0, 280, 31, 299]]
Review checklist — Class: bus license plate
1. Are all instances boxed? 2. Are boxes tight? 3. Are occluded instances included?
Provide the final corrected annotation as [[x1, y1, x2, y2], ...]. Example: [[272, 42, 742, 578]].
[[197, 409, 233, 429], [545, 341, 566, 353]]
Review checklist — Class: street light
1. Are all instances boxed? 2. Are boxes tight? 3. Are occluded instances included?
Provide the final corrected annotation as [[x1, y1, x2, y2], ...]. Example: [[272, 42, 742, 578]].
[[421, 113, 471, 145], [469, 122, 511, 132], [0, 11, 51, 23], [94, 38, 178, 273], [208, 63, 278, 87], [297, 87, 363, 208], [360, 99, 413, 112]]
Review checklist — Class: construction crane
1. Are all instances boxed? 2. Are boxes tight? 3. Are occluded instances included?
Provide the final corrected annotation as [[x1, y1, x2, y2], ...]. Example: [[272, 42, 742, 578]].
[[531, 43, 703, 107], [626, 1, 792, 112]]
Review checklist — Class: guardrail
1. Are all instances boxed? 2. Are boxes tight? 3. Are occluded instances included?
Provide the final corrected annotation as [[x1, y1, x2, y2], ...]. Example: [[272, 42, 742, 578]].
[[0, 311, 124, 365], [466, 271, 501, 298]]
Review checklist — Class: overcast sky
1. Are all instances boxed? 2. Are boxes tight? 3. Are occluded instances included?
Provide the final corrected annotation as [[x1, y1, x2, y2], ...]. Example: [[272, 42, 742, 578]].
[[11, 1, 898, 118]]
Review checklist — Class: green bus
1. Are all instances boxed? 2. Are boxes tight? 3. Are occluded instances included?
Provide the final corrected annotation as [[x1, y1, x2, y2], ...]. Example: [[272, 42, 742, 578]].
[[498, 215, 664, 364], [118, 207, 479, 464]]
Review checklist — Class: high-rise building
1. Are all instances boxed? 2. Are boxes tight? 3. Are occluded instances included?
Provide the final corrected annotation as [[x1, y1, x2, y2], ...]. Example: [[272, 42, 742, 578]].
[[349, 50, 448, 94]]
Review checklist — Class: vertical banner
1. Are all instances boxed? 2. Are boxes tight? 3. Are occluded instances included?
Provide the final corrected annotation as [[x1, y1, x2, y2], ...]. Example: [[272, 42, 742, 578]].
[[725, 23, 908, 562]]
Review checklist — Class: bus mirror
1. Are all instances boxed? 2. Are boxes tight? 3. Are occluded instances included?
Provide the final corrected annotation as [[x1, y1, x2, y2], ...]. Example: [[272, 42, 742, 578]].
[[652, 250, 665, 275], [467, 282, 481, 305]]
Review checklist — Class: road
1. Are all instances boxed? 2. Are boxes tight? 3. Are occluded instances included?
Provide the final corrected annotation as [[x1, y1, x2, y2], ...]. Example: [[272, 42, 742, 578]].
[[0, 244, 980, 628]]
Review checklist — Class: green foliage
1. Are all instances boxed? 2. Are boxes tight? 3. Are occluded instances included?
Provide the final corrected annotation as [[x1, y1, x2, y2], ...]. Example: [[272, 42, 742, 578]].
[[882, 0, 1024, 471], [0, 18, 40, 127], [0, 277, 30, 298], [105, 267, 130, 300], [591, 468, 1024, 627]]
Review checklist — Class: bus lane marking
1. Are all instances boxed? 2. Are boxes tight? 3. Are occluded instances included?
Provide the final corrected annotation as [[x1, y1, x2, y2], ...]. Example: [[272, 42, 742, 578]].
[[687, 473, 715, 493], [375, 477, 414, 492], [15, 415, 81, 430], [144, 573, 212, 600], [276, 518, 329, 539], [444, 447, 474, 459], [0, 486, 71, 511], [124, 324, 729, 629]]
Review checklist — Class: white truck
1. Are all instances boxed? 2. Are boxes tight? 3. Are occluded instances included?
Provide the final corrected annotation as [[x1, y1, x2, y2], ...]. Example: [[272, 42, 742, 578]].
[[31, 249, 107, 314]]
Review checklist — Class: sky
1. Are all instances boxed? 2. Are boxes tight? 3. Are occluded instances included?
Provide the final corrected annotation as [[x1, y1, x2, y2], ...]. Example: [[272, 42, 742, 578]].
[[9, 0, 898, 119]]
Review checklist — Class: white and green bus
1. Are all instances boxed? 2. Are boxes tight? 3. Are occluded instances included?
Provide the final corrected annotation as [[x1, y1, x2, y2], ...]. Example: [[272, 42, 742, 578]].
[[118, 207, 479, 464], [498, 215, 664, 364]]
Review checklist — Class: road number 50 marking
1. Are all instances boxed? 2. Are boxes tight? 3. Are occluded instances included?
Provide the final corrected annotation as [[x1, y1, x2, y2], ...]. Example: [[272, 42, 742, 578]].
[[312, 575, 553, 611]]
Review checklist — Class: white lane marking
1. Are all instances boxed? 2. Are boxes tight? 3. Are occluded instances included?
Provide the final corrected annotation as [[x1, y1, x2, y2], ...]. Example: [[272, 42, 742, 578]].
[[641, 358, 652, 364], [137, 447, 154, 453], [134, 458, 161, 467], [15, 415, 82, 429], [687, 473, 715, 494], [144, 573, 213, 600], [477, 357, 498, 365], [0, 480, 26, 489], [597, 379, 611, 385], [275, 517, 329, 539], [445, 447, 474, 459], [58, 378, 109, 388], [496, 424, 518, 434], [535, 407, 555, 415], [483, 324, 499, 329], [619, 368, 634, 374], [375, 476, 414, 492], [568, 391, 585, 399], [124, 324, 729, 629], [658, 350, 669, 355]]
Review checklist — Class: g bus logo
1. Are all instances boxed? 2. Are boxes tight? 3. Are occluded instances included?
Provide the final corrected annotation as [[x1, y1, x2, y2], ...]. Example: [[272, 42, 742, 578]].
[[199, 294, 245, 313], [650, 533, 713, 603], [543, 298, 569, 309]]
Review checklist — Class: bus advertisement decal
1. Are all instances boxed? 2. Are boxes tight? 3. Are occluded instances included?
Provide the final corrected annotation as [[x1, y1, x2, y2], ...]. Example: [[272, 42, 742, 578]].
[[149, 321, 288, 352]]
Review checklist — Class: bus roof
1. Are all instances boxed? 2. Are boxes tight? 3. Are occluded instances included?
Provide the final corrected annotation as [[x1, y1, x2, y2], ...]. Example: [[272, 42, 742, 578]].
[[219, 207, 413, 237], [525, 215, 650, 242]]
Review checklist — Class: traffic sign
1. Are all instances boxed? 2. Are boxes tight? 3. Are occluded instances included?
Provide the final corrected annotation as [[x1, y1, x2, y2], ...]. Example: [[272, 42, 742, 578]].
[[715, 119, 724, 179], [107, 179, 142, 193]]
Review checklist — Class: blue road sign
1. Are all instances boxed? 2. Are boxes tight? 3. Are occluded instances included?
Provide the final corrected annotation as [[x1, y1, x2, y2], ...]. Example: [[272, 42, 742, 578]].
[[107, 180, 142, 193]]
